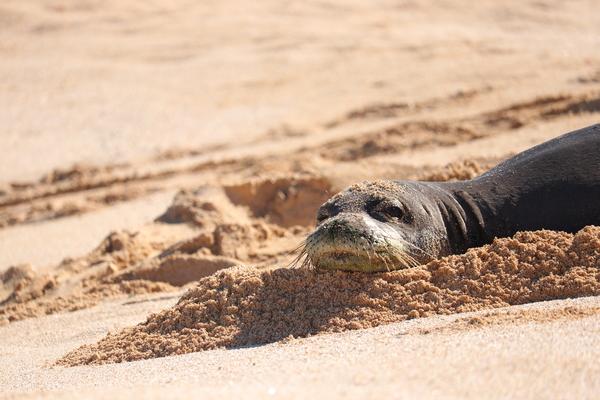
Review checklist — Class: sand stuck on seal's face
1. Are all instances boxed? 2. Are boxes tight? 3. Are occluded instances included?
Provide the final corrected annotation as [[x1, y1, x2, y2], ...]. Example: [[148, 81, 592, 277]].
[[57, 226, 600, 366]]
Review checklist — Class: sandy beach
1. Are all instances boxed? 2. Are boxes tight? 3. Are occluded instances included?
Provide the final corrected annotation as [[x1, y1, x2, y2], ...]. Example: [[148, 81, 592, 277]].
[[1, 0, 600, 398]]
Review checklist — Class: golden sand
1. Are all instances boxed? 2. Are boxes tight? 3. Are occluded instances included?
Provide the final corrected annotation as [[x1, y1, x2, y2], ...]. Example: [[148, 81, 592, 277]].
[[58, 226, 600, 366]]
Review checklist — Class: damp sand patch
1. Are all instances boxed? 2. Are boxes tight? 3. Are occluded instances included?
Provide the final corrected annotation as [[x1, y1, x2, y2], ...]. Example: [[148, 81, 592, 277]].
[[57, 226, 600, 366]]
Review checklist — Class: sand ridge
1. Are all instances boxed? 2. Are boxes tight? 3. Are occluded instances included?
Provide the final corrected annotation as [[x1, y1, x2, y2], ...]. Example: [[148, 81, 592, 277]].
[[57, 226, 600, 366], [1, 89, 598, 230], [411, 305, 600, 335]]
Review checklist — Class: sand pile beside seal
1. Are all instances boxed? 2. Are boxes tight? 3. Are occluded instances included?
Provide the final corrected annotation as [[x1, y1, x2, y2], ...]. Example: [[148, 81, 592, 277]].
[[58, 226, 600, 366], [0, 231, 177, 325], [0, 175, 330, 324]]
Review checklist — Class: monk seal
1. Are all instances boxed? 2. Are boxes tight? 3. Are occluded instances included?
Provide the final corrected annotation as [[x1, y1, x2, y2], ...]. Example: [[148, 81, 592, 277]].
[[299, 123, 600, 272]]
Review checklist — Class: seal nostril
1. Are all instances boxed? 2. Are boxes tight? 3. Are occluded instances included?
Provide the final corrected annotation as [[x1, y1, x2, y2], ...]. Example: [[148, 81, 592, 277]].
[[316, 203, 342, 224], [316, 210, 329, 224]]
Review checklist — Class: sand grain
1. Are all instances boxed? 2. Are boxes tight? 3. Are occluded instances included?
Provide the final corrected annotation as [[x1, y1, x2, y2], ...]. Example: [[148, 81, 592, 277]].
[[58, 226, 600, 366]]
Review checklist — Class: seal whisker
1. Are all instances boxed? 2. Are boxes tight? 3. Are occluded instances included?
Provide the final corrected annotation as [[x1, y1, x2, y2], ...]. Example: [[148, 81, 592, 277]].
[[287, 240, 309, 269], [300, 253, 314, 270], [394, 251, 414, 269], [289, 241, 307, 254], [377, 236, 415, 270], [378, 231, 436, 262], [379, 255, 391, 272], [398, 238, 436, 261], [387, 245, 419, 269], [366, 248, 375, 265], [394, 247, 420, 268]]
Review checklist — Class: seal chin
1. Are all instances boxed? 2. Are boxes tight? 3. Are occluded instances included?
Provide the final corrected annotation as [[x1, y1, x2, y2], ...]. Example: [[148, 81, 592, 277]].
[[307, 245, 409, 272], [308, 248, 375, 272], [303, 214, 418, 272]]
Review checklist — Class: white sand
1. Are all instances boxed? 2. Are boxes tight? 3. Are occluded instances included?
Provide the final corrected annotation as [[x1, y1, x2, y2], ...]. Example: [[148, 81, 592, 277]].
[[2, 0, 599, 182], [1, 0, 600, 398], [1, 295, 599, 399]]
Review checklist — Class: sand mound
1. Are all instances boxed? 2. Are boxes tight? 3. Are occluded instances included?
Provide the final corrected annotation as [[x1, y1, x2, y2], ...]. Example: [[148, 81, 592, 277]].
[[419, 158, 502, 182], [0, 231, 176, 324], [0, 186, 156, 228], [320, 122, 483, 161], [158, 174, 331, 228], [58, 226, 600, 366], [0, 175, 330, 324], [0, 264, 53, 305], [117, 255, 241, 286]]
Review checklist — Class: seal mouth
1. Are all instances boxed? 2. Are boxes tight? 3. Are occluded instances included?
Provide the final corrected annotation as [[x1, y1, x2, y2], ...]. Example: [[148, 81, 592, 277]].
[[305, 241, 419, 272], [309, 247, 374, 271], [318, 249, 359, 261], [294, 218, 422, 272]]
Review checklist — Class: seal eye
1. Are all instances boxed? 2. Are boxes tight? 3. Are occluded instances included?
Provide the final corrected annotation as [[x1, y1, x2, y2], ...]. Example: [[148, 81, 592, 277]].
[[383, 205, 404, 220], [370, 202, 409, 223]]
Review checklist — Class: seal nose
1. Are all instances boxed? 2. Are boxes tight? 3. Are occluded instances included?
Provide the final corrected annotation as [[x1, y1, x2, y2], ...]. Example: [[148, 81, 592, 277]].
[[320, 213, 367, 238]]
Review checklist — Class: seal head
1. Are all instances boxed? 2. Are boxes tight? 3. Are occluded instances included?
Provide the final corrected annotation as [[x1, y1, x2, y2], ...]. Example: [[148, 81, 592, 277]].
[[303, 180, 452, 272], [303, 124, 600, 273]]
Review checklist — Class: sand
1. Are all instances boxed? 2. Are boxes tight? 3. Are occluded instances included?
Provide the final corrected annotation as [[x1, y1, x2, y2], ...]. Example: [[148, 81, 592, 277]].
[[1, 0, 600, 398], [57, 227, 600, 365], [1, 295, 598, 400]]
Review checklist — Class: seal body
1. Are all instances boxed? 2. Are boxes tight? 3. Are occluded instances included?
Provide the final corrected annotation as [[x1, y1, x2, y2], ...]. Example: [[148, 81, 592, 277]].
[[306, 124, 600, 272]]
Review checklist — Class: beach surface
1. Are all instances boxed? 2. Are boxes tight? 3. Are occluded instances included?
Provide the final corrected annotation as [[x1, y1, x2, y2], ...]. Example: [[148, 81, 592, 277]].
[[1, 0, 599, 398]]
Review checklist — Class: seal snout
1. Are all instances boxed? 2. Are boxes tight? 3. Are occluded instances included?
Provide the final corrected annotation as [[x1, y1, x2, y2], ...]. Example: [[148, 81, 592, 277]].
[[317, 213, 370, 238], [304, 212, 414, 272], [307, 214, 372, 256]]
